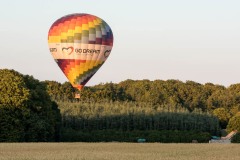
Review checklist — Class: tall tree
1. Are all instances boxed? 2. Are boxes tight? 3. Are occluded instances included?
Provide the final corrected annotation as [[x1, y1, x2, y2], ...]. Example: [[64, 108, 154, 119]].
[[0, 69, 61, 142]]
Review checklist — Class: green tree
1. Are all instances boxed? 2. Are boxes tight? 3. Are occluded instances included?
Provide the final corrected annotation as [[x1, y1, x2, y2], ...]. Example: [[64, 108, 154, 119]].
[[0, 106, 24, 142], [44, 80, 62, 101], [227, 115, 240, 133], [0, 69, 30, 107], [213, 108, 231, 129], [0, 69, 61, 142], [231, 132, 240, 143], [61, 82, 75, 101]]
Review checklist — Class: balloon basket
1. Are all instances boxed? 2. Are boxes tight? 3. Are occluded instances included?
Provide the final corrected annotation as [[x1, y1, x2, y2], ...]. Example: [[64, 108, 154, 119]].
[[75, 93, 81, 99]]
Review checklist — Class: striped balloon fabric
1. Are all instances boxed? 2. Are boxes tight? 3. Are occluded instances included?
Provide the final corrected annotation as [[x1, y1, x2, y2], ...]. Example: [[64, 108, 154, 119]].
[[48, 13, 114, 90]]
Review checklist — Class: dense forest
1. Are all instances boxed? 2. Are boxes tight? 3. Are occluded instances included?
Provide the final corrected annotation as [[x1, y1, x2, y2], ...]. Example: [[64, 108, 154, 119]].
[[1, 69, 240, 142]]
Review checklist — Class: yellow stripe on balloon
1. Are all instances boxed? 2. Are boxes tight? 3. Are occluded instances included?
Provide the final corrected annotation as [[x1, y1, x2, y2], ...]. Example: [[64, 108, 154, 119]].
[[75, 26, 82, 33], [61, 32, 67, 39], [82, 24, 89, 30]]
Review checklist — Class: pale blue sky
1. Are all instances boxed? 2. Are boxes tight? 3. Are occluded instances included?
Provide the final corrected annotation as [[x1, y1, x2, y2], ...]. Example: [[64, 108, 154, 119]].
[[0, 0, 239, 86]]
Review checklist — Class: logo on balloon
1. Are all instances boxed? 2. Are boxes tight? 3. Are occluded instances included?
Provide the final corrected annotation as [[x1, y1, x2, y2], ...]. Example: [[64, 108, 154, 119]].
[[104, 50, 111, 58], [75, 48, 100, 55], [62, 47, 74, 55]]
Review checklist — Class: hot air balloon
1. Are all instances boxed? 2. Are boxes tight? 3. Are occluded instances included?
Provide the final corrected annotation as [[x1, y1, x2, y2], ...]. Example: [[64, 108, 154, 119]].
[[48, 13, 114, 95]]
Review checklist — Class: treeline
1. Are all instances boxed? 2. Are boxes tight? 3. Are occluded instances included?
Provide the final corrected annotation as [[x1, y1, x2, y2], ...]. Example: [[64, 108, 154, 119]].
[[45, 79, 240, 113], [45, 79, 240, 129], [1, 69, 240, 142], [44, 78, 240, 142]]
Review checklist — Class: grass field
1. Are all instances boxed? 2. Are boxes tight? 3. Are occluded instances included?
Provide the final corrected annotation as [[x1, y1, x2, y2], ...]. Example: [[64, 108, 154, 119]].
[[0, 143, 240, 160]]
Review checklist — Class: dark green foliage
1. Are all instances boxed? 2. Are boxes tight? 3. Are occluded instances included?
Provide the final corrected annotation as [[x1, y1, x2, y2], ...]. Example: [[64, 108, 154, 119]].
[[59, 101, 220, 137], [0, 69, 61, 142], [0, 106, 24, 142], [58, 100, 220, 142], [231, 132, 240, 143], [61, 129, 211, 143]]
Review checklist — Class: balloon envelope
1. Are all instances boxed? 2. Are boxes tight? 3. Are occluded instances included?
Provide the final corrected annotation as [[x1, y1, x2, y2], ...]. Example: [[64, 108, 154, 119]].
[[48, 13, 114, 90]]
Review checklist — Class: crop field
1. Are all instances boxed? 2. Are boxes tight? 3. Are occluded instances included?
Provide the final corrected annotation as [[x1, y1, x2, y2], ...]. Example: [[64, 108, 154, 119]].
[[0, 143, 240, 160]]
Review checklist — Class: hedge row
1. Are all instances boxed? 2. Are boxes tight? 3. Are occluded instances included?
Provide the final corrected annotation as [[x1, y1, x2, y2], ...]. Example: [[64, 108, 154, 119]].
[[61, 129, 211, 143]]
